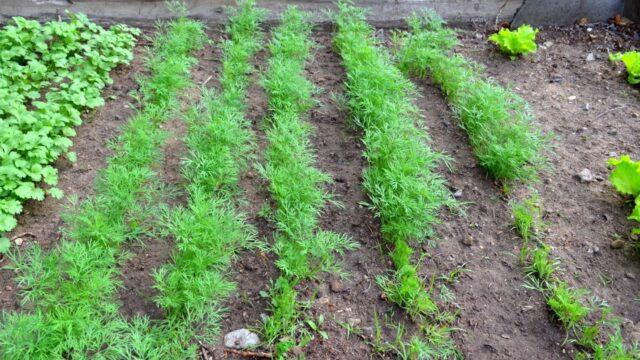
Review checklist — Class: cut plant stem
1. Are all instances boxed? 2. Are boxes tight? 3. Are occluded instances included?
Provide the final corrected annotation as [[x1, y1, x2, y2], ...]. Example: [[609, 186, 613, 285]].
[[334, 1, 458, 356], [260, 6, 357, 355], [0, 12, 205, 359]]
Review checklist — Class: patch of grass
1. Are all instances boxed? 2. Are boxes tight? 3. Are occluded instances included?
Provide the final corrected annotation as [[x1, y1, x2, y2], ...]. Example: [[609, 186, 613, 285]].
[[394, 12, 547, 183], [0, 9, 205, 359]]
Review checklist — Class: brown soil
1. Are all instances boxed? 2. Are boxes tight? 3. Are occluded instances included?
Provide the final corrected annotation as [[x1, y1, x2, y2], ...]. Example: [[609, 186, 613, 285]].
[[3, 20, 640, 360], [454, 23, 640, 351]]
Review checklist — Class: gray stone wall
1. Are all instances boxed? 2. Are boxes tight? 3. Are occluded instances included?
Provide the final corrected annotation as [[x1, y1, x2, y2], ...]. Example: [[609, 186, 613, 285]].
[[0, 0, 636, 25]]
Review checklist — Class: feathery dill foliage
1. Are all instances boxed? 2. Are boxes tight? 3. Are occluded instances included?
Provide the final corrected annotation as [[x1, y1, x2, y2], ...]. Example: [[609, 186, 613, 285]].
[[152, 0, 263, 349], [260, 7, 357, 351], [514, 197, 638, 357], [334, 2, 454, 321], [0, 12, 206, 360], [395, 12, 546, 183]]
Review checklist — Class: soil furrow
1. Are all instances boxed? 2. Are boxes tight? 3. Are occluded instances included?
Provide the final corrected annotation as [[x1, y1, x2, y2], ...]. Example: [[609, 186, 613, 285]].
[[413, 77, 569, 359]]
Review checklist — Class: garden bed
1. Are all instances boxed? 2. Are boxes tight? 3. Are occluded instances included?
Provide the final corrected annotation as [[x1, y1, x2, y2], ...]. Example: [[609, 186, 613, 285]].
[[1, 10, 639, 359]]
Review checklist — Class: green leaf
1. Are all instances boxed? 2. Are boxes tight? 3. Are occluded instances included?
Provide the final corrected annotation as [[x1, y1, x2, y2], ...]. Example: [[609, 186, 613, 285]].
[[48, 187, 64, 199], [0, 237, 10, 254], [489, 25, 538, 58], [0, 213, 17, 232], [608, 155, 640, 196]]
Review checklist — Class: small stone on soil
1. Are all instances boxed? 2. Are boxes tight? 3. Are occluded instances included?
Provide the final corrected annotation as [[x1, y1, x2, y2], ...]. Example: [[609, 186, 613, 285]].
[[576, 168, 595, 182], [611, 239, 626, 249], [13, 237, 23, 246], [330, 279, 346, 293], [347, 318, 362, 327], [586, 53, 595, 61], [224, 328, 260, 349], [453, 189, 463, 198], [625, 272, 636, 280], [462, 236, 474, 246]]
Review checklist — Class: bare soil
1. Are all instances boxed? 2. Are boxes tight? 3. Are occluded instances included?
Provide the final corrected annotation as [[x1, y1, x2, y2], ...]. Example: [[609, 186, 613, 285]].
[[2, 21, 640, 360]]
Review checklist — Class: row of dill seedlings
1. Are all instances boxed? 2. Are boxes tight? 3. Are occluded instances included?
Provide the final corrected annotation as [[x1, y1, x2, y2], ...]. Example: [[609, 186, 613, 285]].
[[333, 2, 460, 357], [0, 8, 206, 358], [259, 6, 358, 356], [149, 1, 266, 358], [395, 12, 638, 358]]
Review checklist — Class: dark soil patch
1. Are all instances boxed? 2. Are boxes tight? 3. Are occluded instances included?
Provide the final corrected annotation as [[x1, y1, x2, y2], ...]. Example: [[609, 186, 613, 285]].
[[0, 42, 147, 311]]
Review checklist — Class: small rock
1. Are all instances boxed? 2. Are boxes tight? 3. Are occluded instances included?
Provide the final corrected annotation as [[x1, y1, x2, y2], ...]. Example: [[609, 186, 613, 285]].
[[13, 237, 23, 246], [568, 95, 577, 101], [462, 236, 474, 246], [5, 285, 12, 291], [347, 318, 362, 327], [608, 129, 618, 136], [474, 32, 483, 39], [543, 41, 553, 48], [586, 53, 595, 61], [625, 272, 636, 280], [501, 334, 511, 339], [330, 279, 346, 293], [316, 296, 331, 306], [453, 189, 463, 198], [362, 326, 374, 338], [582, 103, 590, 111], [224, 329, 260, 349], [521, 305, 534, 312], [576, 168, 594, 182], [609, 151, 618, 157], [611, 239, 626, 249]]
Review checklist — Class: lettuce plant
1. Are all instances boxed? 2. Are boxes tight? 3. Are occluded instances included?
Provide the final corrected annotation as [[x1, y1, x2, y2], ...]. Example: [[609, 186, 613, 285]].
[[489, 25, 539, 59], [610, 51, 640, 84], [608, 155, 640, 234]]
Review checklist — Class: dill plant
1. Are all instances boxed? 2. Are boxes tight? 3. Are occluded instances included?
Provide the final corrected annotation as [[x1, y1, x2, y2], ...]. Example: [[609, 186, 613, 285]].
[[0, 11, 206, 359], [334, 2, 458, 356], [395, 12, 546, 183], [152, 0, 264, 351], [334, 1, 454, 319], [259, 7, 357, 353]]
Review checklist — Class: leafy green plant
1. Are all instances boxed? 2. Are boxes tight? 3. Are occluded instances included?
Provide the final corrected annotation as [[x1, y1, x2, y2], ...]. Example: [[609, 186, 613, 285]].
[[334, 1, 458, 354], [0, 13, 139, 235], [489, 25, 539, 59], [395, 12, 546, 183], [0, 9, 205, 359], [547, 282, 590, 332], [511, 193, 542, 242], [0, 237, 10, 255], [608, 155, 640, 234], [260, 6, 357, 354], [610, 51, 640, 84]]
